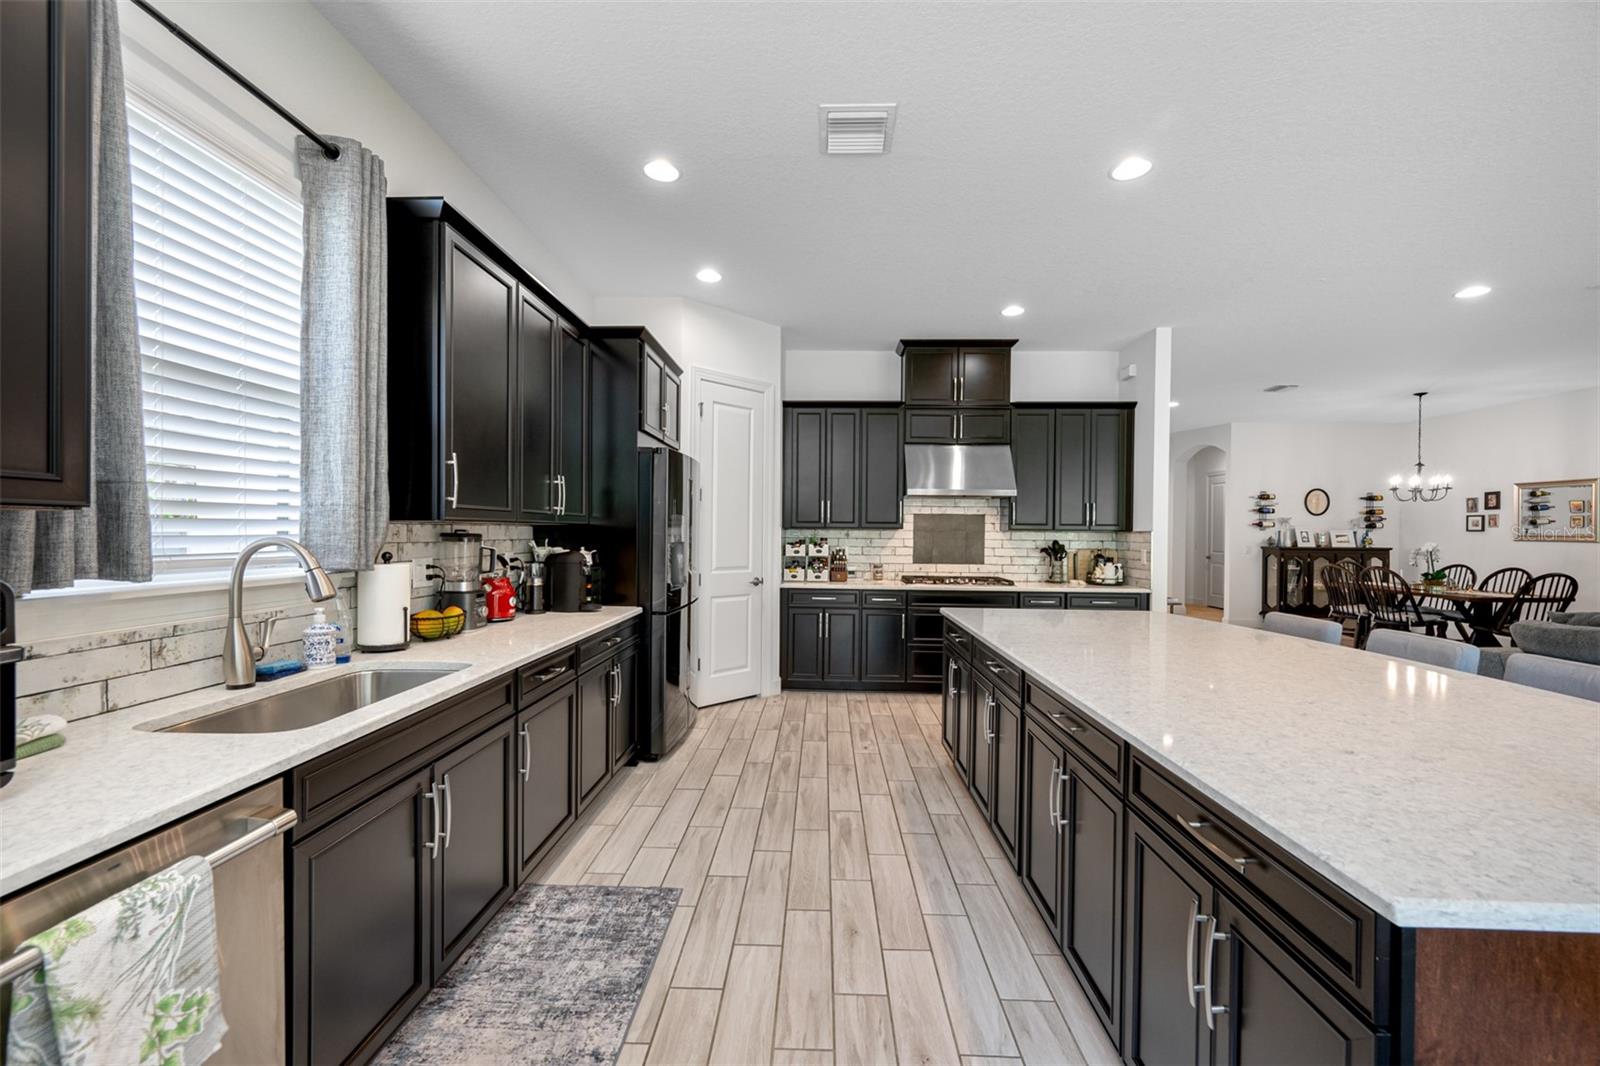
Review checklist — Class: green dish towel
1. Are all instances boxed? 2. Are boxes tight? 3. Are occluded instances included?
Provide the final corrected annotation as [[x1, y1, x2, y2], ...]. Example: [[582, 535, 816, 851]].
[[17, 734, 65, 760]]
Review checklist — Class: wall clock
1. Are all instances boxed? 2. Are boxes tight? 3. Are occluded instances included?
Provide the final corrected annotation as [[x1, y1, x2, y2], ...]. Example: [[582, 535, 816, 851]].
[[1304, 488, 1330, 516]]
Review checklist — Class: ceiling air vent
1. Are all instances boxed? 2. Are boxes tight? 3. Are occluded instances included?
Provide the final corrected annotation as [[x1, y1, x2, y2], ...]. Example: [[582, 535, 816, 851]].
[[818, 103, 898, 155], [1263, 384, 1300, 393]]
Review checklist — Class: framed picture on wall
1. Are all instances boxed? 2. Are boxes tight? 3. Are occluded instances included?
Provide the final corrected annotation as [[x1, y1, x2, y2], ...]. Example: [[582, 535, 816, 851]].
[[1466, 497, 1479, 513], [1570, 499, 1589, 514], [1484, 490, 1501, 510], [1487, 514, 1500, 529], [1466, 515, 1486, 532]]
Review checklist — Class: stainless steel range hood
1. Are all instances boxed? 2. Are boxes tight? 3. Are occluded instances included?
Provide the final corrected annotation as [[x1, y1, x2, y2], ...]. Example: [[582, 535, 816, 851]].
[[904, 444, 1018, 497]]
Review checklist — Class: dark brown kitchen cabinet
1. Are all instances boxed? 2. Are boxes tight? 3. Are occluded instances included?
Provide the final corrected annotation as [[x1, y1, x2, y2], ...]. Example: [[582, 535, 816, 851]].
[[517, 289, 558, 519], [1088, 407, 1132, 530], [1005, 404, 1136, 532], [821, 607, 860, 682], [861, 407, 904, 528], [516, 685, 575, 879], [861, 608, 907, 683], [610, 643, 639, 769], [292, 768, 434, 1066], [943, 649, 970, 772], [1054, 409, 1092, 529], [433, 719, 516, 976], [824, 409, 861, 527], [555, 325, 590, 521], [783, 406, 861, 528], [1022, 718, 1066, 932], [1124, 813, 1211, 1066], [990, 685, 1023, 864], [969, 674, 995, 816], [1010, 409, 1055, 529], [440, 230, 517, 518], [636, 335, 682, 448], [898, 340, 1015, 407], [903, 407, 1012, 444], [1060, 749, 1122, 1038], [577, 661, 612, 808], [1, 0, 90, 508], [783, 604, 825, 683]]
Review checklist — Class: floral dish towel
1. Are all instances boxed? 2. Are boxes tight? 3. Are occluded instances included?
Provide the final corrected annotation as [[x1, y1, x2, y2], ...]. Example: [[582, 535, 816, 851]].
[[6, 856, 227, 1066]]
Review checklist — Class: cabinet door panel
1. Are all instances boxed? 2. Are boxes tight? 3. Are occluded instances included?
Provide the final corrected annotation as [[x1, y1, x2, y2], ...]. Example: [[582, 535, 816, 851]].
[[991, 688, 1023, 864], [1063, 752, 1123, 1036], [903, 347, 960, 405], [825, 408, 861, 527], [517, 290, 557, 519], [942, 654, 966, 762], [903, 408, 960, 444], [969, 677, 994, 814], [785, 408, 826, 527], [557, 327, 589, 520], [861, 408, 903, 527], [1089, 407, 1131, 530], [292, 768, 432, 1066], [822, 608, 860, 681], [518, 687, 575, 876], [1022, 721, 1064, 935], [611, 646, 638, 768], [443, 231, 517, 517], [661, 371, 681, 447], [577, 662, 612, 806], [862, 608, 906, 683], [1053, 409, 1091, 529], [1125, 815, 1209, 1066], [642, 353, 664, 436], [784, 606, 825, 682], [957, 408, 1011, 443], [1212, 895, 1380, 1066], [435, 719, 515, 975], [1010, 409, 1054, 529], [958, 347, 1011, 405]]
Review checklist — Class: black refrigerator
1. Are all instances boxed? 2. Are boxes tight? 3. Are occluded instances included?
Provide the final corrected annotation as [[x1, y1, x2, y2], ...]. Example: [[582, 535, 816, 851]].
[[636, 447, 697, 757]]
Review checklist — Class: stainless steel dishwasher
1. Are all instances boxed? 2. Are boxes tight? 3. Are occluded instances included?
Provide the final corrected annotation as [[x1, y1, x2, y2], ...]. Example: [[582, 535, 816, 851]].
[[0, 780, 295, 1063]]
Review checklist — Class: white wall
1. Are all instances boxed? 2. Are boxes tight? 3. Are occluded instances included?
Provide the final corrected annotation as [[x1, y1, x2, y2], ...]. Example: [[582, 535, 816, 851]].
[[781, 349, 1121, 403], [1119, 329, 1173, 608], [1397, 388, 1600, 611], [120, 0, 594, 317]]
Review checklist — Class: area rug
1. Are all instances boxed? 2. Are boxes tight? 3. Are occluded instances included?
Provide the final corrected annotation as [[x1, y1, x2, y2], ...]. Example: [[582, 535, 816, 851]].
[[373, 884, 680, 1065]]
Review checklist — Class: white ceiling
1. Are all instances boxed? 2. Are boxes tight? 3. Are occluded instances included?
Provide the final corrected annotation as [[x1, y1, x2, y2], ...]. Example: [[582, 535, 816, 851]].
[[316, 1, 1598, 429]]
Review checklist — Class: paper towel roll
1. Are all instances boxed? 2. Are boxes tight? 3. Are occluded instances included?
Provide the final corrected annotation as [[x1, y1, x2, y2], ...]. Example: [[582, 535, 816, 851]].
[[357, 563, 412, 650]]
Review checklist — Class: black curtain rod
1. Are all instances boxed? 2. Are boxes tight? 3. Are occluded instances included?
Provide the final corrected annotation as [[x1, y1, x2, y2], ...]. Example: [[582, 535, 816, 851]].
[[129, 0, 341, 160]]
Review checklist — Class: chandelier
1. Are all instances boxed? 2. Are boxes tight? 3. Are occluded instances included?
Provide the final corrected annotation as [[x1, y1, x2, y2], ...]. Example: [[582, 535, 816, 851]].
[[1388, 392, 1452, 502]]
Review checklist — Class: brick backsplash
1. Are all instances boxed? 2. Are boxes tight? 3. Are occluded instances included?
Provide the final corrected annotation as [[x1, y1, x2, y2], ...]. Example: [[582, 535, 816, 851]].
[[784, 497, 1151, 585], [16, 521, 538, 724]]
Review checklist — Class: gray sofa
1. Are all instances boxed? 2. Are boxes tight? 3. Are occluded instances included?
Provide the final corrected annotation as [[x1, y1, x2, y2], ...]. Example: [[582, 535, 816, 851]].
[[1479, 611, 1600, 680]]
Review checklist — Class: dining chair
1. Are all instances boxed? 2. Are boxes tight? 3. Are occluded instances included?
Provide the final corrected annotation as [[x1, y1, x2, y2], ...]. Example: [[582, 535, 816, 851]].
[[1501, 573, 1580, 634], [1478, 566, 1533, 595], [1262, 611, 1343, 645], [1323, 566, 1371, 647], [1366, 629, 1481, 673], [1503, 653, 1600, 703], [1359, 568, 1446, 637], [1418, 563, 1477, 640]]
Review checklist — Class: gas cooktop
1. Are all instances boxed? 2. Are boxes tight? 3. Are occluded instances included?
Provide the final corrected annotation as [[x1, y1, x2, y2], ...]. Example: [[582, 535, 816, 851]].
[[900, 574, 1016, 586]]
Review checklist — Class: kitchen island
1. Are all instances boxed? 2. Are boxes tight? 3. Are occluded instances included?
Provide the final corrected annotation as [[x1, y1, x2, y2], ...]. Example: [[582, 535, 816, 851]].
[[939, 607, 1599, 1065]]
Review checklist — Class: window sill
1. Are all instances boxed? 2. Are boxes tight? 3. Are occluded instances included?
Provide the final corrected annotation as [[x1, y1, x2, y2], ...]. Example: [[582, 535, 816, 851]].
[[22, 567, 307, 604]]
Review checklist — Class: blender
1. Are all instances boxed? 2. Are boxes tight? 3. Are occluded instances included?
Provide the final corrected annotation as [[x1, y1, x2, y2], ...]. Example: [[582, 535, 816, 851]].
[[428, 530, 491, 628]]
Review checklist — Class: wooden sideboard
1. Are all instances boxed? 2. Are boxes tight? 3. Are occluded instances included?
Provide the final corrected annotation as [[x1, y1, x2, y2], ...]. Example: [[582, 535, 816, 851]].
[[1261, 546, 1392, 617]]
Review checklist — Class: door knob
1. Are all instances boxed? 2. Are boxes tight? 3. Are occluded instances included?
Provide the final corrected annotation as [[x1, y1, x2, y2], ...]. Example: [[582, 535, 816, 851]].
[[750, 577, 764, 586]]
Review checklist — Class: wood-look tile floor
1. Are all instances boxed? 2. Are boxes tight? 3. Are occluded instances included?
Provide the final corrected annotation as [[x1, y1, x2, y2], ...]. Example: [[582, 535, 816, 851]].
[[531, 691, 1119, 1066]]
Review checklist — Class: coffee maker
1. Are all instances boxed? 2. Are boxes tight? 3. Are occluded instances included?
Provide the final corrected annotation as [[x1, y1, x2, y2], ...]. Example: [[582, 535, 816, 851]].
[[522, 541, 560, 614], [428, 530, 491, 628], [548, 547, 603, 612]]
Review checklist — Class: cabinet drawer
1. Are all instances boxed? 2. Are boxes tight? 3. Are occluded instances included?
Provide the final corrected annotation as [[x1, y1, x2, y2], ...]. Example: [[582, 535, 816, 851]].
[[1026, 681, 1123, 788], [788, 589, 859, 607], [1130, 756, 1382, 1019], [518, 648, 577, 708], [861, 591, 906, 607], [971, 642, 1023, 700], [1067, 592, 1141, 610], [944, 622, 972, 659], [907, 643, 946, 683], [577, 620, 640, 666], [293, 676, 515, 835], [1019, 592, 1066, 609]]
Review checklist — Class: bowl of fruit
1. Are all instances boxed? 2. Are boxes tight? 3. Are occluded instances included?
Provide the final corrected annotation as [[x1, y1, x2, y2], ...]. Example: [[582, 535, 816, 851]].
[[410, 605, 466, 640]]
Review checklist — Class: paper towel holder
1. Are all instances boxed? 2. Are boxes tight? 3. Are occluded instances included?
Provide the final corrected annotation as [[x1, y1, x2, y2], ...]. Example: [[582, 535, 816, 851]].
[[356, 552, 413, 653]]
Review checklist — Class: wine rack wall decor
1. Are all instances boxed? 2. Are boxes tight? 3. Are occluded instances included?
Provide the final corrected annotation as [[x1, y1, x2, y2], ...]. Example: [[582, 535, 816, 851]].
[[1250, 491, 1278, 529], [1514, 478, 1597, 543]]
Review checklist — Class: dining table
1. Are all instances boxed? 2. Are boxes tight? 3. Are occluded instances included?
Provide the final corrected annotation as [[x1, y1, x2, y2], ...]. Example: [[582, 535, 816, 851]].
[[1411, 584, 1517, 646]]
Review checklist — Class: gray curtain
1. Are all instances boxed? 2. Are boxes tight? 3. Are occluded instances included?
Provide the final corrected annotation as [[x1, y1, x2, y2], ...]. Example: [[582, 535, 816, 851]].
[[0, 0, 151, 595], [294, 135, 388, 573]]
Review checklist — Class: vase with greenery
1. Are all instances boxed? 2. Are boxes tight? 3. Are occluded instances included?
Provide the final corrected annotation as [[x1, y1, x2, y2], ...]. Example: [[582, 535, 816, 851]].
[[1039, 540, 1068, 583], [1409, 542, 1446, 590]]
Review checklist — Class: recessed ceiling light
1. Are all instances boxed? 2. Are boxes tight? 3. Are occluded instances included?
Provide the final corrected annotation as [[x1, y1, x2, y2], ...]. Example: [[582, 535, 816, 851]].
[[695, 267, 722, 284], [1000, 304, 1025, 317], [1454, 284, 1491, 299], [1169, 400, 1181, 408], [1110, 156, 1153, 181], [643, 158, 680, 183]]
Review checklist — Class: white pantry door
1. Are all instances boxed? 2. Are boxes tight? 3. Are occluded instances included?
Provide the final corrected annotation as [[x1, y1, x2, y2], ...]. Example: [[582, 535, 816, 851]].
[[695, 377, 768, 705], [1206, 473, 1226, 609]]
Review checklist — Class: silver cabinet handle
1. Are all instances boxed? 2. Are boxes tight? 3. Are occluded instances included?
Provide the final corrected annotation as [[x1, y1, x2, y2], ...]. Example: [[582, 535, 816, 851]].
[[1090, 600, 1118, 606], [959, 374, 964, 402], [901, 614, 906, 639], [1185, 819, 1259, 874], [1048, 761, 1061, 828], [985, 693, 996, 741], [531, 664, 568, 683], [1186, 898, 1205, 1008], [441, 773, 454, 849], [813, 596, 838, 601], [952, 372, 958, 401], [559, 474, 568, 514], [423, 785, 443, 858], [446, 452, 460, 508], [1203, 915, 1228, 1030], [948, 662, 958, 699], [817, 614, 823, 640], [1056, 765, 1069, 837], [610, 663, 621, 706], [825, 613, 830, 638], [518, 725, 531, 780]]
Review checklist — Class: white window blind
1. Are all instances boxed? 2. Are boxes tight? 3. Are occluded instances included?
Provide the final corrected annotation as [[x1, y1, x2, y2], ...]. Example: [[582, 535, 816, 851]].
[[128, 102, 304, 561]]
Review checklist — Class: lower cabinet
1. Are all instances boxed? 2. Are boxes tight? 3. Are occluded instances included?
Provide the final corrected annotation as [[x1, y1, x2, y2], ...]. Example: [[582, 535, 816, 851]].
[[781, 603, 863, 683], [578, 660, 613, 808], [611, 644, 639, 770], [862, 608, 907, 682], [1125, 814, 1212, 1066], [990, 685, 1023, 864], [942, 648, 970, 776], [433, 720, 517, 974], [968, 673, 995, 817], [517, 686, 576, 878], [1061, 749, 1122, 1036]]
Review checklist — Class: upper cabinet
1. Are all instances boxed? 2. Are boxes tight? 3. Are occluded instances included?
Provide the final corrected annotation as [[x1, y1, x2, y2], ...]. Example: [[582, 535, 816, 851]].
[[1, 0, 91, 508], [783, 405, 902, 529], [898, 340, 1016, 407], [1010, 405, 1134, 531], [593, 327, 682, 450]]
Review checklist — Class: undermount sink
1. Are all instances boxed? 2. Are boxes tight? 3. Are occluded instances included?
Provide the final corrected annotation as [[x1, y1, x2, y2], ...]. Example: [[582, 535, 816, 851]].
[[157, 667, 463, 735]]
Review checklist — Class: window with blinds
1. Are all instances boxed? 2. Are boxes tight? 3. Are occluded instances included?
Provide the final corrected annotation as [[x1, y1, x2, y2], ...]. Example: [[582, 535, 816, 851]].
[[128, 102, 304, 562]]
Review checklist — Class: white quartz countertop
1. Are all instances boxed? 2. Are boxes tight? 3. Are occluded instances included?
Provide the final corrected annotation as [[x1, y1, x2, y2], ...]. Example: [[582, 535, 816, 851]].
[[781, 579, 1150, 594], [941, 608, 1600, 933], [0, 607, 642, 896]]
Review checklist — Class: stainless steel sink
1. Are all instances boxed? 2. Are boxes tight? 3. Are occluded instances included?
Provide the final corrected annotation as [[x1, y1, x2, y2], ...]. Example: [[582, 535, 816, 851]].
[[157, 668, 463, 734]]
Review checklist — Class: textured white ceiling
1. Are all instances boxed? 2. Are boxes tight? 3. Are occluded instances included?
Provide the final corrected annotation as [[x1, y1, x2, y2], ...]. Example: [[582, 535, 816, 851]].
[[316, 1, 1598, 428]]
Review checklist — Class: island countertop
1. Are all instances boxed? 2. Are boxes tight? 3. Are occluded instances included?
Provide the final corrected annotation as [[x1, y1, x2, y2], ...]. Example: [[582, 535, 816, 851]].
[[0, 606, 642, 897], [940, 607, 1600, 933]]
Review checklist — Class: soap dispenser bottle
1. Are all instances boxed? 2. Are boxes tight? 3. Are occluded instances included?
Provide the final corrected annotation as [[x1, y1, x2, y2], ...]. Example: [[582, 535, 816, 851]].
[[303, 608, 339, 669]]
